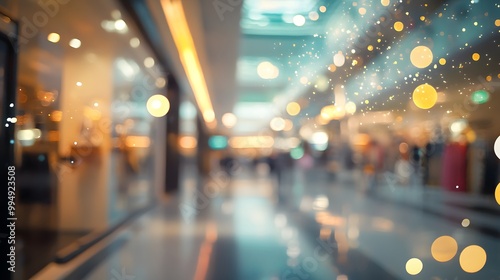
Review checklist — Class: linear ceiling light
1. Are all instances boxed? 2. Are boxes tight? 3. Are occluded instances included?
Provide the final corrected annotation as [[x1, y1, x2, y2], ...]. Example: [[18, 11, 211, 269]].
[[161, 0, 216, 127]]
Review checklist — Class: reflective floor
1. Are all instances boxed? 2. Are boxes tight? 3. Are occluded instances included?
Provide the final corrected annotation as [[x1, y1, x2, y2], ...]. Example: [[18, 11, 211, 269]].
[[81, 163, 500, 280]]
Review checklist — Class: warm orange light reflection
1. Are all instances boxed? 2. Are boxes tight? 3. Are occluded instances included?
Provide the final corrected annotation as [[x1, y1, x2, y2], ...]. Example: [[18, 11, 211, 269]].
[[319, 227, 331, 240], [321, 105, 345, 120], [194, 223, 218, 280], [50, 110, 63, 122], [179, 136, 197, 149], [83, 106, 102, 121], [459, 245, 487, 273], [371, 217, 394, 232], [125, 136, 151, 148], [315, 212, 345, 227], [286, 102, 301, 116], [48, 130, 59, 142], [229, 136, 274, 149], [431, 235, 458, 262]]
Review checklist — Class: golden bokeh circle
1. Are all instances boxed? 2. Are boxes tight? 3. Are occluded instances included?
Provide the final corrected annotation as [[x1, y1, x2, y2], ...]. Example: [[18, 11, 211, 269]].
[[431, 236, 458, 262], [394, 21, 404, 32], [412, 83, 437, 109], [410, 46, 433, 68], [459, 245, 487, 273], [472, 53, 480, 61], [286, 102, 301, 116], [439, 58, 446, 65]]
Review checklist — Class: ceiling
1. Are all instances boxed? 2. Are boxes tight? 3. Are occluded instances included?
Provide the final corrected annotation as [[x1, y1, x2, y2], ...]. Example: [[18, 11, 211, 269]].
[[146, 0, 500, 137]]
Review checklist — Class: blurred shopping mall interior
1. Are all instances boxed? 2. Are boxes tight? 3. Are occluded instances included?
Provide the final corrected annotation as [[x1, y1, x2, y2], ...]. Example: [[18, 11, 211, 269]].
[[0, 0, 500, 279]]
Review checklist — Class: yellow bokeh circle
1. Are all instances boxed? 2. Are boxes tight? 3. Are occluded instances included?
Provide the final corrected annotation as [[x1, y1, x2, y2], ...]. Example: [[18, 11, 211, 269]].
[[459, 245, 487, 273], [286, 102, 301, 116], [147, 94, 170, 117], [394, 21, 404, 32], [472, 53, 480, 61], [412, 83, 437, 109], [431, 236, 458, 262], [439, 58, 446, 65], [410, 46, 433, 68], [405, 258, 423, 275]]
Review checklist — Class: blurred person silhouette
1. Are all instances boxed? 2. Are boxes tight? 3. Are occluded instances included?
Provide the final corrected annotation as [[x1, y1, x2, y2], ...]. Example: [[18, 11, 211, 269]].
[[364, 140, 385, 192], [297, 141, 314, 171], [394, 142, 412, 186], [292, 142, 314, 204], [409, 144, 423, 187], [274, 151, 290, 203], [220, 150, 235, 177]]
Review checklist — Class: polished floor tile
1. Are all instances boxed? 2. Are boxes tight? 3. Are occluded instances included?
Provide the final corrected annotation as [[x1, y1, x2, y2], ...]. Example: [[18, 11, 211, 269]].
[[83, 166, 500, 280]]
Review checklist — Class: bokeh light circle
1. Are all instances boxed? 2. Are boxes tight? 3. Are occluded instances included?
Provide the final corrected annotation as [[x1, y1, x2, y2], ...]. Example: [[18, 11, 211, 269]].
[[459, 245, 487, 273], [293, 15, 306, 27], [147, 94, 170, 117], [405, 258, 423, 275], [462, 218, 471, 227], [410, 46, 433, 68], [431, 236, 458, 262], [270, 117, 286, 131], [333, 52, 345, 67], [315, 75, 330, 91], [471, 90, 490, 104], [286, 102, 301, 116], [309, 11, 319, 21], [495, 136, 500, 160], [472, 53, 480, 61], [394, 21, 404, 32], [345, 101, 357, 115], [412, 84, 437, 109], [257, 61, 279, 79], [222, 113, 237, 128]]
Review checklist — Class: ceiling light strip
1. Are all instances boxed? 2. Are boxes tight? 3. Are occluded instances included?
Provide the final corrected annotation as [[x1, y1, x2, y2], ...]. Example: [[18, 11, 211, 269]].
[[161, 0, 216, 127]]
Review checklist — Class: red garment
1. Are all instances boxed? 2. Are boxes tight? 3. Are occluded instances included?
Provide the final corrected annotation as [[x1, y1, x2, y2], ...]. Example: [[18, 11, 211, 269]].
[[441, 142, 467, 192]]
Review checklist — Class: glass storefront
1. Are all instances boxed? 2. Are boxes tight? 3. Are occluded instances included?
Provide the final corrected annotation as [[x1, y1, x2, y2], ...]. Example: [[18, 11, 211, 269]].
[[1, 0, 167, 278]]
